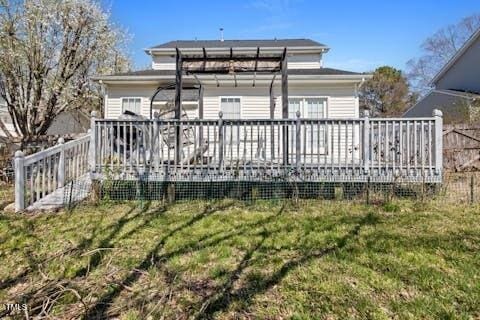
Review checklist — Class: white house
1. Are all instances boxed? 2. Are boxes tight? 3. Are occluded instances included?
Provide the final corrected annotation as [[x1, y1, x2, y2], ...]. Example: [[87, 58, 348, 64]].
[[94, 39, 370, 121]]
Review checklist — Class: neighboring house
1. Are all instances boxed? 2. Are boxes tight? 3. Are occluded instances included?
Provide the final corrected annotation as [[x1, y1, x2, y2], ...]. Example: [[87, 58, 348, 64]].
[[94, 39, 370, 122], [0, 97, 17, 139], [0, 97, 89, 139], [46, 110, 90, 136], [404, 28, 480, 123]]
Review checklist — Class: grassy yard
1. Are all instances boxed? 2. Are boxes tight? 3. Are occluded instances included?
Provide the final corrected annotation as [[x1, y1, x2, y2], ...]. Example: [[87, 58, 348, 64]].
[[0, 199, 479, 319]]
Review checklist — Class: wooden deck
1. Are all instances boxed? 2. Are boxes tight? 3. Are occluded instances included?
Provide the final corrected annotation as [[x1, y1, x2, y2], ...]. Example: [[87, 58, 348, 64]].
[[90, 111, 443, 184]]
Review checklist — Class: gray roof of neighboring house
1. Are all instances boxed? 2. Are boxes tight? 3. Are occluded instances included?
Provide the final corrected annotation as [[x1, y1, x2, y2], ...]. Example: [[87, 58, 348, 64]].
[[430, 27, 480, 85], [46, 110, 90, 135], [403, 89, 480, 122], [96, 68, 365, 79], [150, 39, 327, 49]]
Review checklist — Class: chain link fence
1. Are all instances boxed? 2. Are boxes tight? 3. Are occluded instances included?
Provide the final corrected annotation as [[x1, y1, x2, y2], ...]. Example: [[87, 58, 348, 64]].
[[63, 171, 480, 208]]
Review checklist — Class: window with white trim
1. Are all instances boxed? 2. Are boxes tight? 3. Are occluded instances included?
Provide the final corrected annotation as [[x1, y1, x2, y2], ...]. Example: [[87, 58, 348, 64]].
[[288, 97, 328, 155], [122, 98, 141, 114], [220, 97, 241, 143], [288, 97, 327, 118], [220, 97, 241, 119]]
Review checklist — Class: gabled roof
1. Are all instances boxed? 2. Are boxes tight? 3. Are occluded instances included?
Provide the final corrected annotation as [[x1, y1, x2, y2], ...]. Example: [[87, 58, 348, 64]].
[[149, 39, 328, 50], [430, 27, 480, 85]]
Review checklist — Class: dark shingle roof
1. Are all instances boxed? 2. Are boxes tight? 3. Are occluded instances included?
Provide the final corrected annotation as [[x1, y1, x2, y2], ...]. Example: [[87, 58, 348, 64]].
[[150, 39, 327, 49], [104, 68, 364, 77]]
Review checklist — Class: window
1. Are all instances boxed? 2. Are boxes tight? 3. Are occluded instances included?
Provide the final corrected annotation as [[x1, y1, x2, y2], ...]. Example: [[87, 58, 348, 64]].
[[220, 97, 241, 143], [220, 97, 241, 119], [288, 97, 326, 118], [288, 97, 328, 155], [122, 98, 141, 114]]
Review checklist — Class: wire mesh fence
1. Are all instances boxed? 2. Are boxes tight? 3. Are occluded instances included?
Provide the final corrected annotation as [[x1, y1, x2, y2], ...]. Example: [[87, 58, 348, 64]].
[[63, 171, 480, 208]]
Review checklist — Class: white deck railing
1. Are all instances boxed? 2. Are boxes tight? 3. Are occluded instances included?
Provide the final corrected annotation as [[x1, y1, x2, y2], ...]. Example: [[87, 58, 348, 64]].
[[14, 134, 90, 211], [13, 110, 443, 211], [90, 110, 443, 182]]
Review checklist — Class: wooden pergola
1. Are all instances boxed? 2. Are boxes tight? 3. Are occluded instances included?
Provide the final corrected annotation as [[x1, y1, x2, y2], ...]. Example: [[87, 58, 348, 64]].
[[172, 46, 290, 164], [173, 46, 289, 120]]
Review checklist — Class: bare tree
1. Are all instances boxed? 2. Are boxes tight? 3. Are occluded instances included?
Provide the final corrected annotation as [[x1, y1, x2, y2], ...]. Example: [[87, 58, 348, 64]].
[[407, 13, 480, 93], [0, 0, 130, 143]]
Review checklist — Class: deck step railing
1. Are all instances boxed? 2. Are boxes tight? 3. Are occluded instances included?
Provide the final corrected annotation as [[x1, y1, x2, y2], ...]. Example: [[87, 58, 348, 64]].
[[90, 110, 443, 182], [14, 134, 91, 211]]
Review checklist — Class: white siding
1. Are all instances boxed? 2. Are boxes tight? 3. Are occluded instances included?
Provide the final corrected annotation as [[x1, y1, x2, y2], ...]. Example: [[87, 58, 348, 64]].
[[104, 83, 358, 120], [152, 53, 323, 70], [105, 85, 157, 119], [104, 82, 360, 162], [152, 55, 176, 70], [287, 53, 322, 69]]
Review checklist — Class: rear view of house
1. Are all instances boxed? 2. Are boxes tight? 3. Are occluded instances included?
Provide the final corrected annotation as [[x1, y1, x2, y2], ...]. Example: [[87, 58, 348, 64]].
[[96, 39, 368, 122], [12, 37, 445, 211]]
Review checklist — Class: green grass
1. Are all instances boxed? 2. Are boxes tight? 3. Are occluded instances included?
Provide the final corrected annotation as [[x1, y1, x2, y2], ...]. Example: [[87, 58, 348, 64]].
[[0, 199, 479, 319]]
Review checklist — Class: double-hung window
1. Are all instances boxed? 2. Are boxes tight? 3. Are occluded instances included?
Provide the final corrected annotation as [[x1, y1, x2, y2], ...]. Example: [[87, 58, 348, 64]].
[[122, 98, 141, 114], [288, 97, 328, 155], [220, 97, 241, 143]]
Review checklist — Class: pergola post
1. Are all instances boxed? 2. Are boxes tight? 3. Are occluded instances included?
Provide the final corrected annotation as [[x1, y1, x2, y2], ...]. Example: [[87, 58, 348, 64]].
[[269, 75, 276, 159], [199, 84, 204, 143], [281, 48, 289, 165], [175, 48, 183, 164]]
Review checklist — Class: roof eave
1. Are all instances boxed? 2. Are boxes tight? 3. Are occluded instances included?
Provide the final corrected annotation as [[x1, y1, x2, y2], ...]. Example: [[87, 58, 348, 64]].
[[145, 46, 330, 55], [93, 73, 370, 83]]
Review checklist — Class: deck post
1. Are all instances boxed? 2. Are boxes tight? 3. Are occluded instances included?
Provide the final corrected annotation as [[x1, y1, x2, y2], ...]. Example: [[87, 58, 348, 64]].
[[433, 109, 443, 175], [14, 150, 25, 212], [363, 110, 370, 174], [295, 111, 301, 168], [58, 137, 65, 188], [218, 111, 224, 169], [89, 111, 98, 173]]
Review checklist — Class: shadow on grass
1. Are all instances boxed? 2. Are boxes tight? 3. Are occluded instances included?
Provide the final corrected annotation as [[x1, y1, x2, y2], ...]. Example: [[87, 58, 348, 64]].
[[84, 200, 236, 319], [195, 211, 379, 319], [0, 200, 167, 317]]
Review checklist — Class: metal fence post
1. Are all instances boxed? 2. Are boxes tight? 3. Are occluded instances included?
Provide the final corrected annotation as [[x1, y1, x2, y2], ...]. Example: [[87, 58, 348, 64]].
[[89, 111, 98, 173], [295, 111, 301, 168], [471, 175, 475, 205], [58, 137, 65, 188], [433, 109, 443, 176], [218, 111, 224, 169], [363, 110, 370, 174], [14, 150, 25, 212]]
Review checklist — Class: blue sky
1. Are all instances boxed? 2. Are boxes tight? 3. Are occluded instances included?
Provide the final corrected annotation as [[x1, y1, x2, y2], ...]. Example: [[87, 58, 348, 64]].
[[106, 0, 479, 72]]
